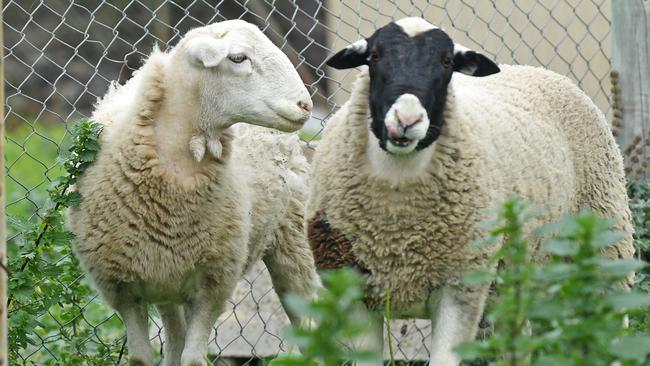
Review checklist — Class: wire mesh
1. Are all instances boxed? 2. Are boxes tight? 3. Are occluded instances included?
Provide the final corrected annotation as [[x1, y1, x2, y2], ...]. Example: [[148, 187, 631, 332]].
[[2, 0, 614, 364]]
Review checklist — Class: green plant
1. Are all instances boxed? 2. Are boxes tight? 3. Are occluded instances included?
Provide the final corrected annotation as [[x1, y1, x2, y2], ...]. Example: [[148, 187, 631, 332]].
[[5, 122, 66, 224], [269, 268, 381, 366], [7, 120, 125, 365], [457, 198, 650, 366], [628, 181, 650, 332]]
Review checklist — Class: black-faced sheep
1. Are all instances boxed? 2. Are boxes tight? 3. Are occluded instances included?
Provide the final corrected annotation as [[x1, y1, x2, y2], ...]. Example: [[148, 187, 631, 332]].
[[307, 17, 634, 365], [68, 20, 321, 366]]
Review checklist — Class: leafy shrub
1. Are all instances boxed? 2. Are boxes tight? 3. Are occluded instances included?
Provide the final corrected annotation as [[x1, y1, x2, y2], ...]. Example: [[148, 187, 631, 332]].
[[457, 198, 650, 366], [628, 182, 650, 332], [7, 120, 126, 365], [269, 268, 380, 366]]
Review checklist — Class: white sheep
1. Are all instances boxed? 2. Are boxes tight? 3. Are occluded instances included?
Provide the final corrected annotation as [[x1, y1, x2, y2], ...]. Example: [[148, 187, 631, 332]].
[[307, 17, 634, 366], [67, 20, 321, 366]]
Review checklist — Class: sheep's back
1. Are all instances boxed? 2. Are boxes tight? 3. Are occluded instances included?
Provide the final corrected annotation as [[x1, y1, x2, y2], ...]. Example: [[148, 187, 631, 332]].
[[451, 66, 632, 261], [449, 66, 582, 221]]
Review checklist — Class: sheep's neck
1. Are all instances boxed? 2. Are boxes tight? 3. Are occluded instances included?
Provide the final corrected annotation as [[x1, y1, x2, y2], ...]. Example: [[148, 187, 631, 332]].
[[151, 101, 230, 179]]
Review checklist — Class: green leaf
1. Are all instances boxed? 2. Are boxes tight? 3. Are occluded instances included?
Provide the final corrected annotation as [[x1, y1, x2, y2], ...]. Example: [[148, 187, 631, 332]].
[[529, 300, 565, 320], [462, 269, 493, 287], [347, 350, 382, 362], [606, 291, 650, 310], [454, 341, 487, 360], [64, 191, 83, 207], [610, 335, 650, 362], [598, 258, 647, 277], [592, 229, 626, 248], [79, 150, 97, 162], [541, 239, 579, 256], [7, 216, 36, 234], [84, 139, 101, 151], [267, 354, 315, 366], [45, 231, 76, 244], [537, 263, 574, 281]]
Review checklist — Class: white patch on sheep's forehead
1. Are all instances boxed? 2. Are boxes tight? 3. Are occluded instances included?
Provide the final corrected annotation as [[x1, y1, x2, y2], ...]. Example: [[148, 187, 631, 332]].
[[394, 17, 439, 37], [366, 134, 436, 185], [346, 39, 368, 54]]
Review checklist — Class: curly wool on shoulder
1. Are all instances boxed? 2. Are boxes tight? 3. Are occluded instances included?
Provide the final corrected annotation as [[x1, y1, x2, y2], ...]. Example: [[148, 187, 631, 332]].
[[307, 17, 634, 366], [67, 19, 320, 366]]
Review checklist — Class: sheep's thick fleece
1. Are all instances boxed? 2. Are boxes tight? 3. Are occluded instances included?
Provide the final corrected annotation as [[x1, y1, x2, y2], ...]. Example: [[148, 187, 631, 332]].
[[68, 51, 316, 307], [307, 65, 634, 310]]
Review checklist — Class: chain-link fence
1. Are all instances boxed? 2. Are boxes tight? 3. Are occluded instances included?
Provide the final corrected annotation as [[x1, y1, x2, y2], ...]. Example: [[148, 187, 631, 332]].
[[3, 0, 615, 364]]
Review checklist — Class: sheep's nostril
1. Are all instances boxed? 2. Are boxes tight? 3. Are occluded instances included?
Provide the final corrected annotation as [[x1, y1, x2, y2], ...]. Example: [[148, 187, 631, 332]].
[[397, 113, 423, 128], [298, 100, 312, 114]]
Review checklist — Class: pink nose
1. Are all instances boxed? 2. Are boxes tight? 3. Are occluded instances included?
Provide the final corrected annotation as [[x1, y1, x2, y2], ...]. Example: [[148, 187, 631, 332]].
[[396, 112, 423, 127], [387, 125, 402, 139], [298, 100, 312, 113]]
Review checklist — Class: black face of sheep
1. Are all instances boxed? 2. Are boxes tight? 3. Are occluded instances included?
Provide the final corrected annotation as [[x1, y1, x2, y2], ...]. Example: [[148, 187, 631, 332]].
[[326, 18, 500, 155]]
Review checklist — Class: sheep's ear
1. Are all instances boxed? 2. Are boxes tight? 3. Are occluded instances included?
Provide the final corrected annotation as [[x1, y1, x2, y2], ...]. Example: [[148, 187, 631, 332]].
[[186, 36, 229, 68], [453, 44, 500, 77], [326, 39, 369, 69]]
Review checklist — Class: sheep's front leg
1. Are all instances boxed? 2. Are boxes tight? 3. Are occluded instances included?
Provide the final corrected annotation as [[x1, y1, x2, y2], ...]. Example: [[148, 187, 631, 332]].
[[263, 232, 322, 327], [115, 300, 153, 366], [429, 285, 490, 366], [181, 283, 234, 366], [157, 304, 186, 366]]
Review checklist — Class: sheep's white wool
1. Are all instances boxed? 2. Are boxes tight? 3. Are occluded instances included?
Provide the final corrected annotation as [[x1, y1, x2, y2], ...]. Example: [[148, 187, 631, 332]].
[[395, 17, 439, 36], [308, 65, 634, 366], [366, 136, 436, 184], [68, 20, 319, 366]]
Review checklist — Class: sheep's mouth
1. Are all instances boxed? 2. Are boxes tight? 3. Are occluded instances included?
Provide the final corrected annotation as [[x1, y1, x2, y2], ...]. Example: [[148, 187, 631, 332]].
[[389, 137, 413, 147], [272, 113, 307, 132], [275, 111, 308, 126]]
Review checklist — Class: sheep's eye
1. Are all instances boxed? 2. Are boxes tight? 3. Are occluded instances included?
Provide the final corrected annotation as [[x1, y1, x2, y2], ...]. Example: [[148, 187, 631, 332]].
[[228, 54, 248, 64], [442, 56, 452, 69], [369, 50, 380, 62]]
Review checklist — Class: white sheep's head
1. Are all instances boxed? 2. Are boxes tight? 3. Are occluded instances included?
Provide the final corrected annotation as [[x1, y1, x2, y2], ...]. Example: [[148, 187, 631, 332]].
[[326, 17, 499, 156], [178, 20, 312, 135]]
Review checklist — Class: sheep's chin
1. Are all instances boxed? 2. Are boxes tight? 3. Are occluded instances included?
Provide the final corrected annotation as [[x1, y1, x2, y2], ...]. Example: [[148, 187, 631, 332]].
[[386, 139, 418, 155], [238, 113, 305, 132], [271, 115, 306, 132]]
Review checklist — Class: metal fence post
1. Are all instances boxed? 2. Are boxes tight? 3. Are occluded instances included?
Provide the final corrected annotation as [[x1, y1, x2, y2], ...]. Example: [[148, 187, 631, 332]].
[[0, 0, 7, 363], [612, 0, 650, 180]]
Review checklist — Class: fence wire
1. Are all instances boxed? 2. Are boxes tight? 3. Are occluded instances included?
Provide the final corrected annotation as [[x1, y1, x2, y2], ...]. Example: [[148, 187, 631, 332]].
[[3, 0, 614, 364]]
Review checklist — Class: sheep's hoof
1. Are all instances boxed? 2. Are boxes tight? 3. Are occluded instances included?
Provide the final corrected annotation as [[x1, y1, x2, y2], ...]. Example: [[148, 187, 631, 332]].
[[129, 356, 153, 366]]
